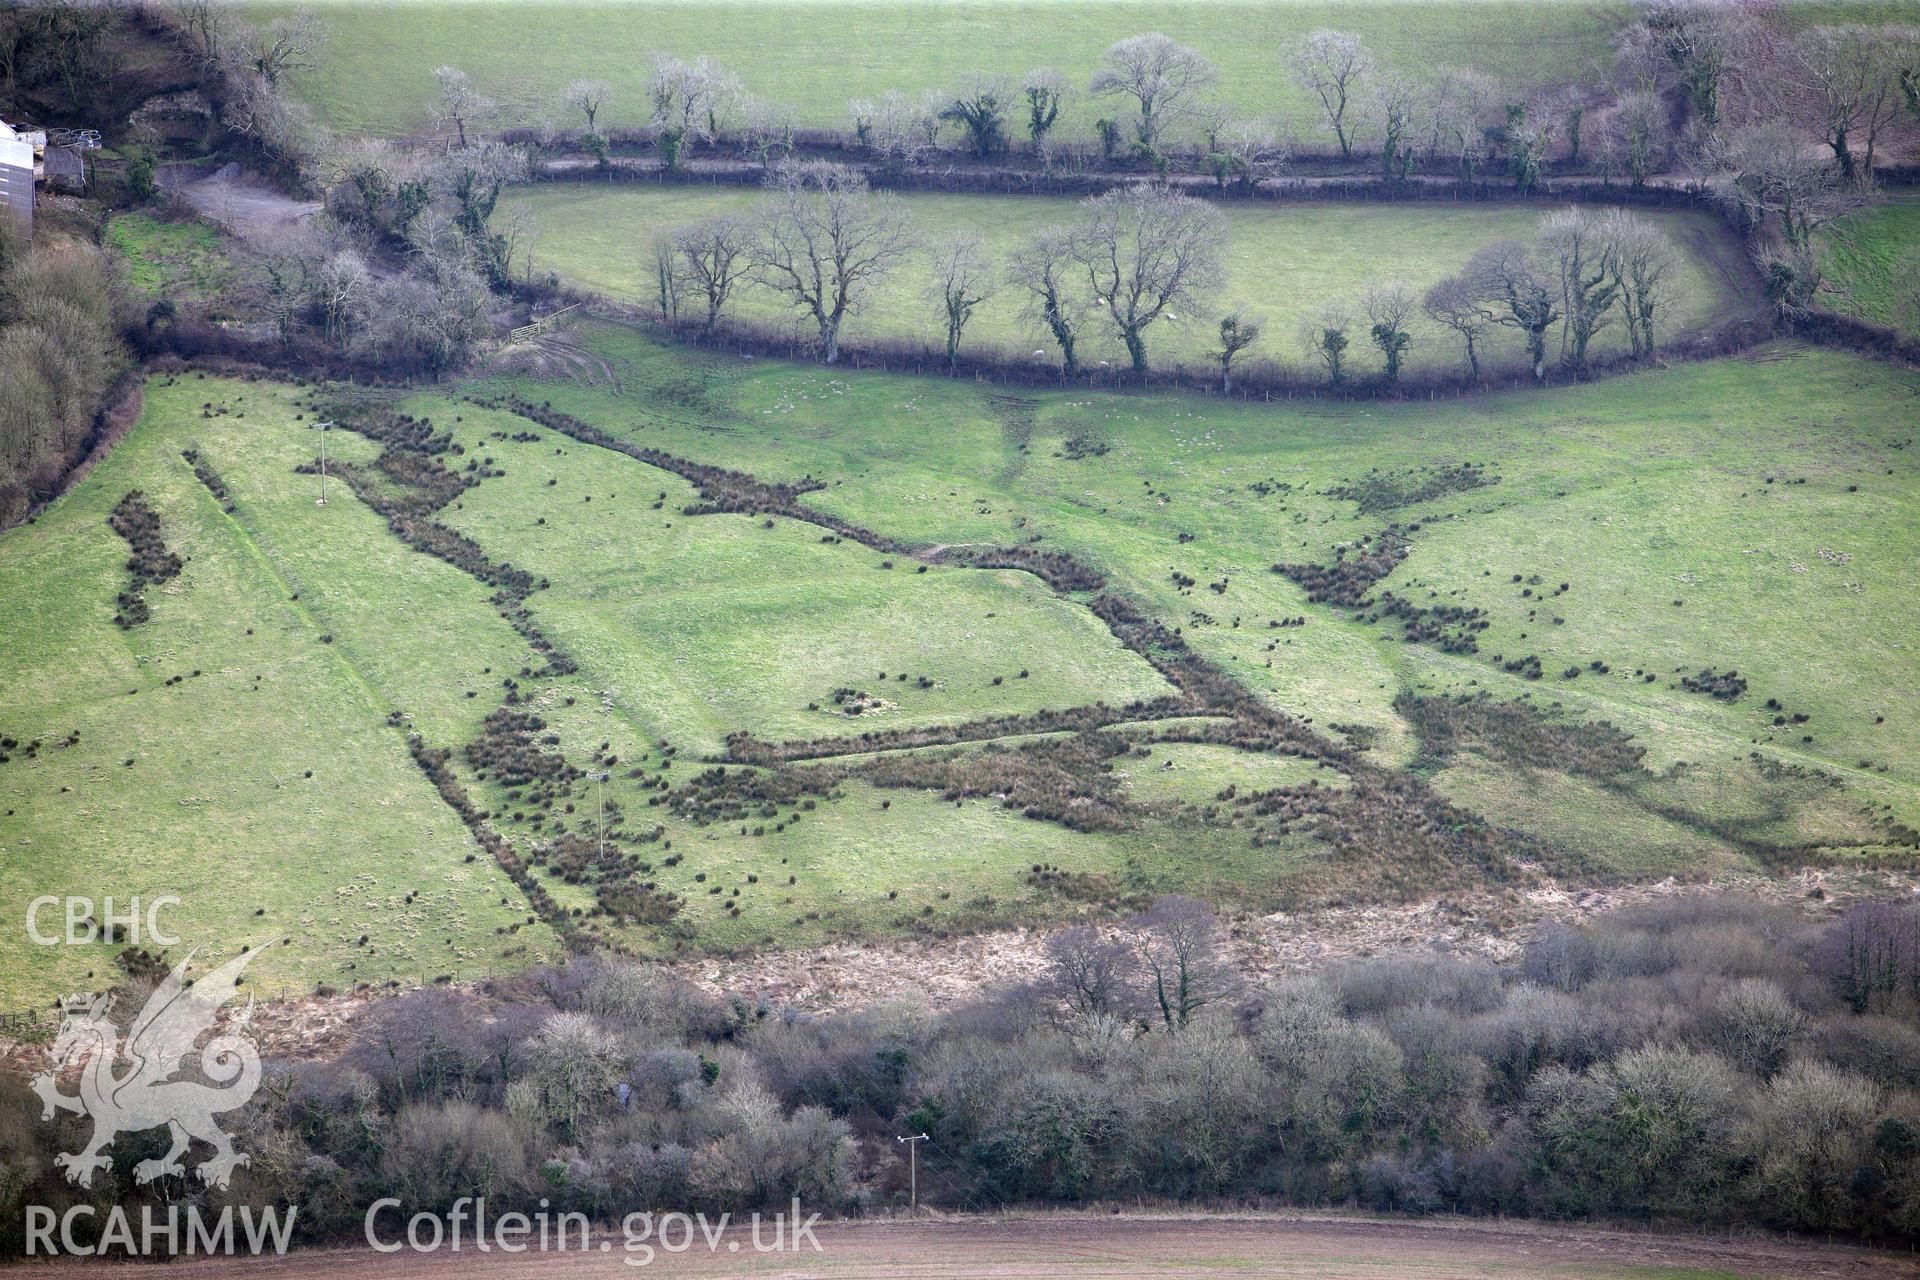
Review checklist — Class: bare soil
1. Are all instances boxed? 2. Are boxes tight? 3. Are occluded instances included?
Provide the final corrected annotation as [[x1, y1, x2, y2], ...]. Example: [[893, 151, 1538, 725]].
[[14, 1211, 1916, 1278], [162, 163, 320, 244]]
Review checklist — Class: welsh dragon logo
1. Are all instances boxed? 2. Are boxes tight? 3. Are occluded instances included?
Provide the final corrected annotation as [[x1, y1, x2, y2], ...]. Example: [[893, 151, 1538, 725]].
[[31, 948, 262, 1189]]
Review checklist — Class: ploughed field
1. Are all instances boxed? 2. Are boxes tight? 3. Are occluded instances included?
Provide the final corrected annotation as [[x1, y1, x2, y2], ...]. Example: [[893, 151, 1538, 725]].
[[512, 187, 1751, 377], [2, 321, 1916, 1004], [15, 1211, 1916, 1279]]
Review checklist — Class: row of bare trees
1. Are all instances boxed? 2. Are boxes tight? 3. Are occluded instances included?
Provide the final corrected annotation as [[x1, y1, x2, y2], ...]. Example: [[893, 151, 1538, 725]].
[[472, 8, 1919, 195], [648, 160, 1227, 373], [1294, 208, 1680, 389], [647, 169, 1681, 386]]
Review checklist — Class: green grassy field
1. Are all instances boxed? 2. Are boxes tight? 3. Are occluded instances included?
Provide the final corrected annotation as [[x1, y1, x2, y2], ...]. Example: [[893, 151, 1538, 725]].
[[261, 0, 1628, 140], [1819, 193, 1920, 337], [103, 212, 238, 307], [499, 323, 1920, 805], [4, 324, 1916, 1005], [516, 186, 1750, 374], [0, 377, 561, 1002]]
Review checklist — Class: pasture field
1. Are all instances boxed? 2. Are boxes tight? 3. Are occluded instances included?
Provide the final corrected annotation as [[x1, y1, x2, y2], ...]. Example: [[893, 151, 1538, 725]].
[[515, 186, 1750, 374], [259, 0, 1627, 140], [498, 323, 1920, 811], [1819, 192, 1920, 337], [0, 376, 561, 1001], [3, 322, 1916, 1005]]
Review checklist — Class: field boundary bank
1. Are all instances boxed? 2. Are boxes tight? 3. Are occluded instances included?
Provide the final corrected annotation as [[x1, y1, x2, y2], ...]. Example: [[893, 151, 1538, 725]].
[[498, 123, 1920, 193], [1794, 307, 1920, 368], [561, 290, 1775, 403], [527, 152, 1726, 212], [4, 371, 145, 536]]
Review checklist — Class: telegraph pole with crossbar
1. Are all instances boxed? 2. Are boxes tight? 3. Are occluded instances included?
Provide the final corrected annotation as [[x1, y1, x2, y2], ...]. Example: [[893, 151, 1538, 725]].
[[896, 1132, 930, 1212]]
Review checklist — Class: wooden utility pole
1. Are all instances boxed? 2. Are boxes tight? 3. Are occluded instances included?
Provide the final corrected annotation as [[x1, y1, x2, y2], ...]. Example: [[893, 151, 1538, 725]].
[[896, 1132, 930, 1212]]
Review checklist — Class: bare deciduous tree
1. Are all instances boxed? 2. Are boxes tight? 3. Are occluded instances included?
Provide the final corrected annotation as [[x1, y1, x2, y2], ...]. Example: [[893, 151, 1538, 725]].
[[1090, 32, 1217, 153], [239, 9, 323, 86], [1211, 309, 1262, 393], [750, 161, 916, 363], [1465, 238, 1560, 380], [1135, 895, 1236, 1032], [737, 96, 796, 172], [668, 215, 752, 336], [1368, 71, 1419, 179], [1788, 25, 1903, 184], [168, 0, 232, 70], [433, 65, 492, 150], [1361, 279, 1416, 382], [1071, 187, 1226, 375], [1422, 274, 1491, 377], [1287, 30, 1373, 159], [1009, 224, 1085, 376], [1423, 65, 1498, 181], [649, 231, 684, 322], [1615, 87, 1667, 188], [1538, 207, 1620, 368], [1022, 67, 1069, 145], [1600, 208, 1679, 358], [1205, 118, 1285, 191], [499, 201, 541, 284], [1045, 926, 1135, 1020], [313, 248, 370, 342], [1710, 120, 1866, 249], [849, 90, 942, 168], [352, 253, 491, 376], [525, 1012, 622, 1142], [564, 78, 611, 134], [648, 54, 742, 166], [927, 233, 996, 369], [1617, 0, 1759, 129], [1297, 303, 1353, 384], [220, 65, 317, 162]]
